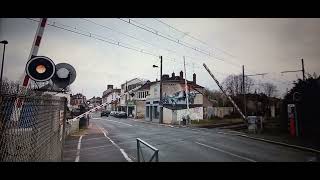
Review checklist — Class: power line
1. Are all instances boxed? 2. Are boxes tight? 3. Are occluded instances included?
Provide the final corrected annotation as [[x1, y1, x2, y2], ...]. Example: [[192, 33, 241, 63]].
[[26, 18, 161, 59], [118, 19, 222, 60], [26, 18, 292, 90], [80, 18, 241, 72], [118, 18, 250, 70], [149, 18, 299, 87], [153, 18, 237, 59], [25, 18, 200, 73]]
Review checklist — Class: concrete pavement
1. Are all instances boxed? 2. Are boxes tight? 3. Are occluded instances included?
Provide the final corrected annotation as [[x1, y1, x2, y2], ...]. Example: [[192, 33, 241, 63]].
[[63, 112, 319, 162]]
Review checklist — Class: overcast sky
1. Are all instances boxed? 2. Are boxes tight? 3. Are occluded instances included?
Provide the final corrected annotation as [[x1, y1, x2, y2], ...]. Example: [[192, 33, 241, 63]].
[[1, 18, 320, 99]]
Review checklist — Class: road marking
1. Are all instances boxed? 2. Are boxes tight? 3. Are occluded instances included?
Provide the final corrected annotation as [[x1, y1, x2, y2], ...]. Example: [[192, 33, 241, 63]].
[[93, 118, 133, 127], [97, 124, 133, 162], [195, 141, 257, 162], [75, 135, 83, 162], [97, 125, 109, 135]]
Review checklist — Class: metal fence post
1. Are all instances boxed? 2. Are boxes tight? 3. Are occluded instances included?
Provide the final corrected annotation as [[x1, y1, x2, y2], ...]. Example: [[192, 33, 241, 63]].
[[155, 150, 159, 162], [61, 97, 67, 161], [137, 138, 140, 162]]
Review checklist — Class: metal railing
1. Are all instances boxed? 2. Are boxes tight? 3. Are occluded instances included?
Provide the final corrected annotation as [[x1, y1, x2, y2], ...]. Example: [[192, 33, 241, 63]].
[[136, 138, 159, 162]]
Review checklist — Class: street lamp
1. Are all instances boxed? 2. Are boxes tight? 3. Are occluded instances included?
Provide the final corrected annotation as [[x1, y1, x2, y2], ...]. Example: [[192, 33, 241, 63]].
[[0, 40, 8, 94]]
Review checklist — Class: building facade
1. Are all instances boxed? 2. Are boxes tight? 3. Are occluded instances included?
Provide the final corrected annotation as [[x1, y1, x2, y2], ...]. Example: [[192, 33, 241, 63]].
[[87, 96, 102, 107], [119, 78, 149, 118], [145, 71, 204, 124], [102, 85, 121, 111], [70, 93, 87, 109]]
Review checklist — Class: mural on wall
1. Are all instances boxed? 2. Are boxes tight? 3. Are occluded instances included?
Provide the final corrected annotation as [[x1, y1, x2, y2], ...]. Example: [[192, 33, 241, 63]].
[[162, 90, 198, 106]]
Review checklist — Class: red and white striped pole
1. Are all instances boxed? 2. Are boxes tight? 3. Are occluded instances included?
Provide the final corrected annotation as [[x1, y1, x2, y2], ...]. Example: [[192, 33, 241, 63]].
[[22, 18, 47, 87], [15, 18, 47, 111]]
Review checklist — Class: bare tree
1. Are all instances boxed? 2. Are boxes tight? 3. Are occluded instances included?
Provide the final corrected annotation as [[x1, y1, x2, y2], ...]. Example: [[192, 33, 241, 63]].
[[222, 74, 254, 96], [203, 88, 228, 106], [260, 82, 277, 97]]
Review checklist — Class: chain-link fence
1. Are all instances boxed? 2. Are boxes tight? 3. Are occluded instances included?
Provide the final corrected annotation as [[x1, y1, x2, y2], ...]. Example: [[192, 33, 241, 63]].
[[0, 81, 67, 162]]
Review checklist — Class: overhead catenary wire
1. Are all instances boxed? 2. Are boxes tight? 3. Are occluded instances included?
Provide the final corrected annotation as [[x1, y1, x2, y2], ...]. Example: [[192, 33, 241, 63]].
[[153, 18, 238, 59], [77, 18, 236, 73], [26, 18, 163, 59], [118, 18, 267, 72], [150, 18, 298, 86], [25, 18, 199, 74], [79, 18, 258, 79], [26, 18, 293, 91]]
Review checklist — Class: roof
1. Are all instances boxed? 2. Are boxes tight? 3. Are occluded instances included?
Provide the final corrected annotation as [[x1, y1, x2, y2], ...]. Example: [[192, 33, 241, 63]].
[[103, 88, 121, 96], [120, 78, 148, 86], [135, 80, 158, 91]]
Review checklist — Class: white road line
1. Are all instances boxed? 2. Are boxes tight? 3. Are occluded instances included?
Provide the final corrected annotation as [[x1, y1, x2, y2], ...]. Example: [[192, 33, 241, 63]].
[[97, 124, 133, 162], [75, 135, 83, 162], [195, 141, 257, 162], [93, 118, 133, 127], [97, 125, 109, 135]]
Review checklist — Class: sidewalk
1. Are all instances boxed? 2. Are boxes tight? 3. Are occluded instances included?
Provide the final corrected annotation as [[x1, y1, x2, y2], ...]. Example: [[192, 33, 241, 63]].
[[63, 122, 129, 162]]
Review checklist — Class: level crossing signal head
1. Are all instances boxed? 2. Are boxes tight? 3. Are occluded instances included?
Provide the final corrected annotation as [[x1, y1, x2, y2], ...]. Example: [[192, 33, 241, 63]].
[[26, 56, 77, 88], [26, 56, 56, 82], [51, 63, 77, 88]]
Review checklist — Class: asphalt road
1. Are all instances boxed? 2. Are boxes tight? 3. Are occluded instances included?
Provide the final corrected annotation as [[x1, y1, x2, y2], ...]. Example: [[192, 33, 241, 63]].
[[63, 112, 318, 162]]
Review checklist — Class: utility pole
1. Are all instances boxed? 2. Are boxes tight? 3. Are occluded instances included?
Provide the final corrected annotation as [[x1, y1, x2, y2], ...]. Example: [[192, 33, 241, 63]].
[[183, 56, 191, 122], [301, 59, 305, 80], [281, 58, 305, 81], [125, 80, 128, 114], [242, 65, 246, 117], [159, 56, 163, 124], [243, 65, 268, 117]]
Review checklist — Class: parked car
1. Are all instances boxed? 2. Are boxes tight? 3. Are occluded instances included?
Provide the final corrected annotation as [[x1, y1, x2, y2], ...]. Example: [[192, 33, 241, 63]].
[[101, 110, 110, 117], [116, 111, 127, 118], [110, 111, 117, 117]]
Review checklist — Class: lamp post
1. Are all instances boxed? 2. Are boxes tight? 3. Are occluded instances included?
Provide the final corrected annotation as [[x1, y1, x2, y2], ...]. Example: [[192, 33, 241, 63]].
[[0, 40, 8, 94]]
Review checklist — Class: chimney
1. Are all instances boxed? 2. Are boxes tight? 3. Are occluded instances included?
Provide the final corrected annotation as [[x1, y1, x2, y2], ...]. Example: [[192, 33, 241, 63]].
[[107, 85, 113, 89], [193, 73, 196, 84], [172, 72, 175, 79], [180, 71, 183, 79]]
